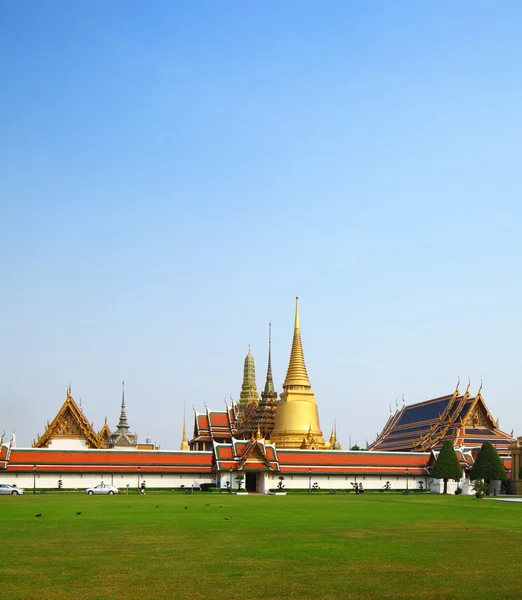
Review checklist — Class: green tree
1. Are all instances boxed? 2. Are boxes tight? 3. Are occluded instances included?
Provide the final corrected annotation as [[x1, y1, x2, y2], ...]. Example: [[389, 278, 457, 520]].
[[469, 442, 507, 491], [430, 441, 463, 494]]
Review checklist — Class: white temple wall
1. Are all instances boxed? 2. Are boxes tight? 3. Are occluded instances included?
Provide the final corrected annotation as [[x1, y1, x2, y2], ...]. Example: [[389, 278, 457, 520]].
[[265, 473, 428, 491], [0, 471, 214, 490], [429, 477, 474, 495], [215, 471, 430, 492]]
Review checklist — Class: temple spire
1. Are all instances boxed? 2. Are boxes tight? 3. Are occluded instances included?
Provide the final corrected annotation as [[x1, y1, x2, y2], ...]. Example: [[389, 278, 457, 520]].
[[180, 404, 189, 451], [117, 381, 129, 430], [283, 297, 311, 389], [237, 346, 259, 417], [263, 322, 275, 396], [271, 297, 326, 449]]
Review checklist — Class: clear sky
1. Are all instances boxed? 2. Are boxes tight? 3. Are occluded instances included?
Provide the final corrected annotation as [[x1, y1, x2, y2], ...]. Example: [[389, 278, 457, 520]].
[[1, 2, 521, 449]]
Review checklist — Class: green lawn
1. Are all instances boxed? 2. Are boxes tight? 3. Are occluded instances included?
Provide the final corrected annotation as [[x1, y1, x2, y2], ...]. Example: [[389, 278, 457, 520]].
[[1, 492, 521, 600]]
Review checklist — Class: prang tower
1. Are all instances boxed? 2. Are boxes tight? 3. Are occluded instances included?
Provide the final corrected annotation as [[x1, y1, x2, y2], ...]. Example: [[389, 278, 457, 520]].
[[270, 297, 326, 449], [236, 347, 259, 419]]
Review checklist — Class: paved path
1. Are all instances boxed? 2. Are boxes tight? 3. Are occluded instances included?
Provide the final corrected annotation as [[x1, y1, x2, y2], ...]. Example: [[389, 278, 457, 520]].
[[485, 497, 522, 503]]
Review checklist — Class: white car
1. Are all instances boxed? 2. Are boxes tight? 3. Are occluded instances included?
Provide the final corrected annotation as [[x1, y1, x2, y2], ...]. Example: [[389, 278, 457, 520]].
[[0, 484, 24, 495], [85, 483, 119, 495]]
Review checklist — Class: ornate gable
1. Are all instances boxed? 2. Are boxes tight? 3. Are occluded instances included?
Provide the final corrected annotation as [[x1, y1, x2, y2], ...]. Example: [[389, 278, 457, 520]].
[[33, 387, 100, 449], [97, 419, 112, 449], [236, 439, 276, 471], [463, 396, 496, 428]]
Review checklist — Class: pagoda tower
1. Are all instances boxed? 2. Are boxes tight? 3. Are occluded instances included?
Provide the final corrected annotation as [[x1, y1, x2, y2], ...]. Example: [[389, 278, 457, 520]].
[[255, 322, 278, 438], [236, 347, 259, 419], [110, 382, 138, 448], [270, 297, 326, 449], [237, 323, 279, 439]]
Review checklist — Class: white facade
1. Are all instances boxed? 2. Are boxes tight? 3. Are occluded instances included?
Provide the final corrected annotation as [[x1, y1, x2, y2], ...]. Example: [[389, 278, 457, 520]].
[[215, 471, 430, 492], [1, 469, 430, 492], [0, 471, 215, 491], [47, 438, 89, 450]]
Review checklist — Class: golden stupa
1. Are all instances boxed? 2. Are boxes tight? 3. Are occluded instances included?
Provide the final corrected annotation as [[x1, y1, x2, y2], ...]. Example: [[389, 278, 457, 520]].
[[270, 297, 326, 449]]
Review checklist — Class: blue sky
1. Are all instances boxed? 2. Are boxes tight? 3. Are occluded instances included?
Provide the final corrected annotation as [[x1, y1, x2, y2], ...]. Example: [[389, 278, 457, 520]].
[[1, 2, 521, 448]]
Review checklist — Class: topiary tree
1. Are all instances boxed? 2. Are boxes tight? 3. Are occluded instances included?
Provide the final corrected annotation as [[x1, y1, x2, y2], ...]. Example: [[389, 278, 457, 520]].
[[469, 441, 507, 493], [430, 441, 463, 494]]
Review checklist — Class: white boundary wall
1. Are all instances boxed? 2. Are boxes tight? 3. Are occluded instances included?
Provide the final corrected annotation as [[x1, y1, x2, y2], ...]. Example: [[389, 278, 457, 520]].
[[0, 470, 430, 492], [216, 471, 430, 492], [0, 471, 214, 490]]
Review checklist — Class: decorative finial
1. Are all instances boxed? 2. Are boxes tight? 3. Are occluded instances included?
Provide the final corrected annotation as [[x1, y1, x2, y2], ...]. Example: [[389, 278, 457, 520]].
[[466, 378, 471, 394], [282, 296, 310, 389], [402, 393, 405, 405], [478, 379, 483, 395], [455, 377, 460, 394], [117, 381, 129, 430], [180, 403, 189, 451]]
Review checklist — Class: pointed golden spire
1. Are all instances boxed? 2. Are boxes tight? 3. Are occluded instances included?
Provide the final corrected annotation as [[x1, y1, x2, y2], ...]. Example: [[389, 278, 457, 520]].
[[283, 297, 311, 389], [180, 404, 189, 451]]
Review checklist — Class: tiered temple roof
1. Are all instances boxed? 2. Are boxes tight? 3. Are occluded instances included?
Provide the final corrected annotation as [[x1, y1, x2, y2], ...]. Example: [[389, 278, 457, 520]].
[[190, 406, 237, 451], [369, 383, 513, 455], [213, 437, 279, 472]]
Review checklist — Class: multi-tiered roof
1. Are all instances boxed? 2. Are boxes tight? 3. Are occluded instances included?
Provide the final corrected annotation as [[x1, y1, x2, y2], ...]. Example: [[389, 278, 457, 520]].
[[369, 382, 513, 455]]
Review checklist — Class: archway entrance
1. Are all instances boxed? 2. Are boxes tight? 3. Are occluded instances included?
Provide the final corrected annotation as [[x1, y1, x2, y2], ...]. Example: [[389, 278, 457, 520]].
[[245, 472, 257, 492]]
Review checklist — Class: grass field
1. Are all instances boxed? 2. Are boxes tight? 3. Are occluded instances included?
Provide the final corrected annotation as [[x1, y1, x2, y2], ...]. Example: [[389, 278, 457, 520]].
[[1, 492, 521, 600]]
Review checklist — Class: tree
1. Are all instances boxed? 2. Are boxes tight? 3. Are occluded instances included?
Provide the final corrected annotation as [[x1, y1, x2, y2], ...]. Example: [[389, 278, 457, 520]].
[[430, 441, 463, 494], [235, 474, 244, 491], [469, 442, 507, 491]]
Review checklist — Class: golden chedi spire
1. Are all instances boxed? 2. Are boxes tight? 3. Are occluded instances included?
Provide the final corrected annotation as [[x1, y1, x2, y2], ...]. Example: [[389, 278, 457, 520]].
[[180, 404, 189, 451], [271, 298, 326, 449], [283, 297, 311, 388]]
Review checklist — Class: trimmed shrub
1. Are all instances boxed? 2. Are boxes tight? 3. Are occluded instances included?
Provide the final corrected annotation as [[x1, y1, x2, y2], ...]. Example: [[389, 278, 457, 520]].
[[469, 441, 507, 485], [430, 441, 463, 494]]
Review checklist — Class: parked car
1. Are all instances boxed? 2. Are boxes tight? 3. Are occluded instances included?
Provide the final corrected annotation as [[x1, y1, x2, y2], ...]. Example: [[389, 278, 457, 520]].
[[0, 484, 24, 495], [85, 483, 119, 495]]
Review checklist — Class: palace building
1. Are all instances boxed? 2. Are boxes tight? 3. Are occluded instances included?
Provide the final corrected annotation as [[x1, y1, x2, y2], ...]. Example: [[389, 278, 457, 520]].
[[369, 382, 513, 455], [0, 298, 514, 493]]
